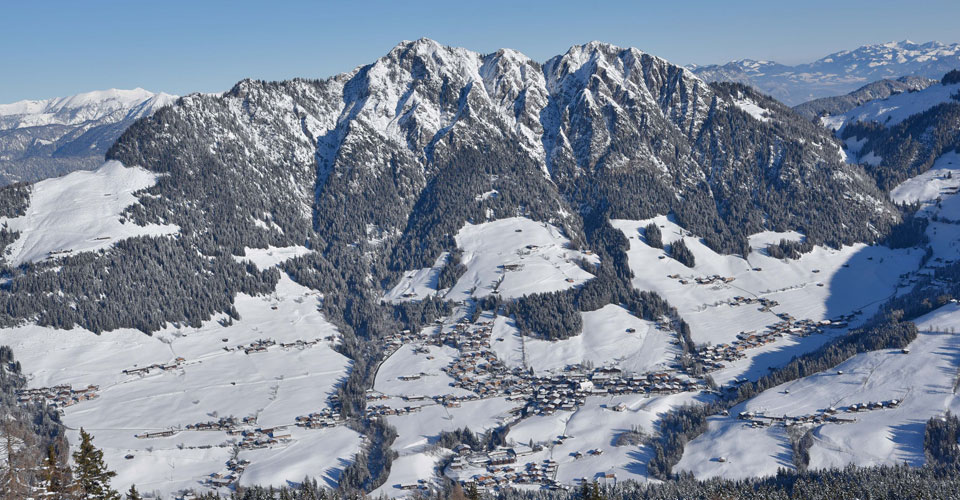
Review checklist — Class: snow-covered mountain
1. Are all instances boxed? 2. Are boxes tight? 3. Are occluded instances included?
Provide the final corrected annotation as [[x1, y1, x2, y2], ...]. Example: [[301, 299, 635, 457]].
[[1, 39, 950, 496], [0, 88, 177, 185], [691, 40, 960, 105]]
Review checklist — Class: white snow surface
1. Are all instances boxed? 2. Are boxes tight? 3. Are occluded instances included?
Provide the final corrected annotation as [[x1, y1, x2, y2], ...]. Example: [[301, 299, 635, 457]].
[[490, 305, 677, 374], [1, 275, 358, 497], [384, 252, 449, 302], [234, 245, 312, 270], [0, 160, 178, 266], [446, 217, 597, 300], [732, 97, 771, 122], [614, 217, 919, 347], [890, 151, 960, 205]]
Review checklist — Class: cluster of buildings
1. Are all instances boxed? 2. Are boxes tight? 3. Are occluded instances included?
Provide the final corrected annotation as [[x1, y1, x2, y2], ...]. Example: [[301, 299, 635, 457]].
[[15, 384, 99, 410], [207, 458, 250, 488], [697, 311, 856, 372], [232, 425, 292, 450], [438, 320, 530, 398], [727, 295, 779, 310], [448, 447, 567, 490], [366, 403, 424, 417], [668, 274, 736, 286], [223, 338, 277, 354], [522, 367, 699, 416], [294, 407, 342, 428], [186, 415, 245, 431], [738, 398, 902, 427], [122, 357, 186, 376]]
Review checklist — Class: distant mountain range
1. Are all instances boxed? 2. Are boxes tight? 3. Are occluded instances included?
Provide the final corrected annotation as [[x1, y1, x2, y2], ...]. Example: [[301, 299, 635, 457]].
[[0, 88, 176, 185], [690, 40, 960, 105]]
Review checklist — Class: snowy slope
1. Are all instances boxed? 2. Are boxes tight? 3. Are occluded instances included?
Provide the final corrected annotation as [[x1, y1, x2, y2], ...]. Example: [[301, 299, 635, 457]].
[[827, 80, 960, 130], [0, 160, 179, 266], [677, 304, 960, 479], [446, 217, 597, 300], [891, 151, 960, 206], [490, 305, 676, 374], [2, 274, 357, 497]]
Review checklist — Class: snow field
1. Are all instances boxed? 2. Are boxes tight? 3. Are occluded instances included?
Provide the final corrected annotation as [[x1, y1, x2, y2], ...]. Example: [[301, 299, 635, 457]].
[[612, 217, 920, 348], [833, 81, 960, 130], [446, 217, 597, 300], [1, 274, 357, 497], [0, 160, 178, 266], [235, 245, 312, 270], [383, 252, 449, 302], [490, 305, 677, 374]]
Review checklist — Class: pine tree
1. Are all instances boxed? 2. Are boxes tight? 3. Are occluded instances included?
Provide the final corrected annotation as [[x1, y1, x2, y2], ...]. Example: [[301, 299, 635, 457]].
[[126, 484, 142, 500], [38, 443, 71, 499], [1, 418, 29, 499], [466, 481, 481, 500], [72, 428, 119, 500]]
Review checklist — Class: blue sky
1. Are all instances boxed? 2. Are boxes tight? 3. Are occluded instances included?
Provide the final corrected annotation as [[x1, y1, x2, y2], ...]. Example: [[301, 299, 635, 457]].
[[2, 0, 959, 102]]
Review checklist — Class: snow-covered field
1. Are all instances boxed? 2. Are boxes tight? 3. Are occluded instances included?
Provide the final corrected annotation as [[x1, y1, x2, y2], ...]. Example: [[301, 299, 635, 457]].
[[491, 305, 676, 374], [373, 343, 474, 399], [0, 160, 178, 266], [235, 245, 312, 270], [891, 151, 960, 207], [677, 303, 960, 478], [1, 252, 359, 497], [613, 217, 919, 348], [500, 392, 706, 485], [383, 253, 449, 303]]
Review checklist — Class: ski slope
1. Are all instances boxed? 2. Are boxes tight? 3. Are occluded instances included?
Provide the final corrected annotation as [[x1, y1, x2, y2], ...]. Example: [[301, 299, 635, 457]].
[[1, 274, 358, 497], [0, 160, 178, 266]]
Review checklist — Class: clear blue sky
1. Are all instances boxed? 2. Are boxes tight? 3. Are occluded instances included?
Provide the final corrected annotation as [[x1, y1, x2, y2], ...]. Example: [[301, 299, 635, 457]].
[[3, 0, 959, 102]]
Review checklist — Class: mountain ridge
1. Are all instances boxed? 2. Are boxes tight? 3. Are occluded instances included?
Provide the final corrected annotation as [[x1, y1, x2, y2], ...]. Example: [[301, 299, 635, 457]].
[[0, 87, 177, 185], [691, 40, 960, 105]]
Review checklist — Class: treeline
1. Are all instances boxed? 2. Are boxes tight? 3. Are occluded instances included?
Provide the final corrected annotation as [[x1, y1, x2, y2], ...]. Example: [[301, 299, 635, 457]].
[[0, 236, 279, 333], [643, 223, 662, 249]]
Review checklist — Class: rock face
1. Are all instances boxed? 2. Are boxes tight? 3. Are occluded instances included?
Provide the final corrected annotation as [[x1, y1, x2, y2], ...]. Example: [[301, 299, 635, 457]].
[[0, 88, 176, 185], [691, 40, 960, 105]]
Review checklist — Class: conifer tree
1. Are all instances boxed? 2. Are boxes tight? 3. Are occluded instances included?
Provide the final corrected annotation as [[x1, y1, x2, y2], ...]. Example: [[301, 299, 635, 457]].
[[38, 443, 71, 499], [126, 484, 142, 500], [72, 428, 119, 500]]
